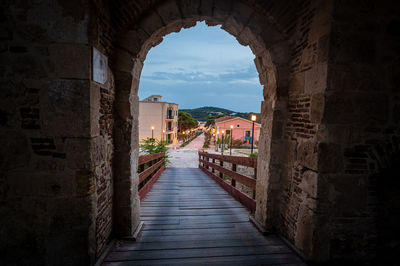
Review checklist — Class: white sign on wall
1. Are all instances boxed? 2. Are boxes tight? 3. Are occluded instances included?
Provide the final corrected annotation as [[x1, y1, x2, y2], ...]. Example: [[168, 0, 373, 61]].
[[92, 47, 108, 84]]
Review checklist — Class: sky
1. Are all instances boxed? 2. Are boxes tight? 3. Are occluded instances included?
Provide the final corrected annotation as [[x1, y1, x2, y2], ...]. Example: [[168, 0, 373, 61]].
[[138, 21, 263, 113]]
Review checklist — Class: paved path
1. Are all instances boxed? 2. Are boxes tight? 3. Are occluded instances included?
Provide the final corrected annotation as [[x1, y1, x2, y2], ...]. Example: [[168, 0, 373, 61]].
[[102, 168, 306, 266], [184, 133, 204, 149], [167, 133, 204, 168]]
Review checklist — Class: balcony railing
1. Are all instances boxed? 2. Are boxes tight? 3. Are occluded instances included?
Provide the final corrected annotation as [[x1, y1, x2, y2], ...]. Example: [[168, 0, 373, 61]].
[[166, 115, 174, 119]]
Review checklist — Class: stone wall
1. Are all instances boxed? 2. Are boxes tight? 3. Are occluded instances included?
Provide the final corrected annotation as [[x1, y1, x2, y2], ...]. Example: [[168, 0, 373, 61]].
[[319, 0, 400, 262], [276, 0, 333, 260], [1, 0, 399, 265], [0, 0, 99, 264]]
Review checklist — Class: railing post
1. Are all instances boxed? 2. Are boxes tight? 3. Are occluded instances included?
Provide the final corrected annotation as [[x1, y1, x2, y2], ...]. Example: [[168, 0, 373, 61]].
[[219, 159, 223, 178], [139, 163, 144, 174], [212, 158, 215, 173], [253, 166, 257, 199], [231, 163, 236, 187]]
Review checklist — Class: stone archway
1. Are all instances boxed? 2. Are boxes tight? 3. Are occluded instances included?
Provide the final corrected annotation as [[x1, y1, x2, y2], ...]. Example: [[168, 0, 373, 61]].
[[111, 0, 291, 239]]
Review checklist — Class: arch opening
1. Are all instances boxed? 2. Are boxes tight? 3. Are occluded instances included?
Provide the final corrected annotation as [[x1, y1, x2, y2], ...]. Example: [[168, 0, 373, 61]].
[[110, 0, 291, 246]]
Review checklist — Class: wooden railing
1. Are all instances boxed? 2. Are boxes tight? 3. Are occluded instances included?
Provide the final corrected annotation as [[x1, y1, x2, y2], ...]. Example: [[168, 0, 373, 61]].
[[138, 152, 165, 200], [198, 151, 257, 212]]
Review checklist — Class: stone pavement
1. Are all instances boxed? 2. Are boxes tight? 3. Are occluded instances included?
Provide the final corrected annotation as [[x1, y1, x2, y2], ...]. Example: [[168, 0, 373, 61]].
[[167, 133, 204, 168]]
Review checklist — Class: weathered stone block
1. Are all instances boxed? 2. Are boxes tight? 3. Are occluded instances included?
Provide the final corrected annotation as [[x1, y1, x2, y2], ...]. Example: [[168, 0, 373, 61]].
[[297, 141, 319, 171], [331, 175, 368, 217], [269, 41, 290, 67], [289, 71, 305, 94], [112, 48, 134, 73], [49, 43, 90, 79], [117, 29, 148, 56], [221, 16, 243, 37], [299, 170, 318, 198], [310, 93, 324, 123], [305, 63, 327, 94], [75, 169, 95, 197], [0, 130, 30, 171], [179, 0, 201, 18], [90, 136, 106, 167], [199, 0, 213, 17], [139, 11, 165, 36], [230, 1, 254, 26], [65, 138, 91, 170], [156, 0, 181, 25], [41, 79, 90, 137], [90, 82, 101, 137], [295, 203, 315, 256], [213, 0, 232, 21], [318, 142, 344, 173]]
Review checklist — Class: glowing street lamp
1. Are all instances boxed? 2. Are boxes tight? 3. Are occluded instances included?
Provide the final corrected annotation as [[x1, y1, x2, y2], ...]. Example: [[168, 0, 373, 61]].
[[221, 130, 225, 155], [216, 130, 220, 151], [230, 125, 234, 155], [151, 126, 154, 139], [250, 114, 257, 154]]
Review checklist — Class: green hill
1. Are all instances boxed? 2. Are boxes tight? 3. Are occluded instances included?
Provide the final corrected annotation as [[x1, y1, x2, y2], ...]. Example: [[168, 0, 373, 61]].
[[180, 106, 260, 122]]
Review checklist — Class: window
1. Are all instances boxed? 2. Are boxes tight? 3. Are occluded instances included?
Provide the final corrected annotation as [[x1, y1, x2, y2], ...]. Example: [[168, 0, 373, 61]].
[[153, 97, 158, 102], [245, 130, 251, 137], [167, 109, 173, 119], [167, 121, 172, 130], [236, 124, 240, 128]]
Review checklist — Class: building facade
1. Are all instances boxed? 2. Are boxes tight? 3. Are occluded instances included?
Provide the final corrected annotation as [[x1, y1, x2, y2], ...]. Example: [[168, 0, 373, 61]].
[[139, 95, 178, 144], [215, 116, 261, 144]]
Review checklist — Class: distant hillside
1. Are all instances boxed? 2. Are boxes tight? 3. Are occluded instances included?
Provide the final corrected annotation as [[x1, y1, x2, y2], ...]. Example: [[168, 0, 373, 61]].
[[180, 106, 260, 122]]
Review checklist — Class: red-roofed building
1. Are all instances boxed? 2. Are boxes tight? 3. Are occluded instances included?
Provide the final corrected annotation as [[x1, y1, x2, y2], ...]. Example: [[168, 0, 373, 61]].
[[215, 116, 261, 144], [214, 116, 233, 123]]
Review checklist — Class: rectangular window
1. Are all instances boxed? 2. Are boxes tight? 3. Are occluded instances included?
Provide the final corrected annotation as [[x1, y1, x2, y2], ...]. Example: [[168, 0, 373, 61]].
[[167, 109, 173, 119], [245, 130, 251, 137]]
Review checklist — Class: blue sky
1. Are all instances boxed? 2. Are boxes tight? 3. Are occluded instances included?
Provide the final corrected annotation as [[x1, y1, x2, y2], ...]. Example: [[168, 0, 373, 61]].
[[138, 21, 263, 113]]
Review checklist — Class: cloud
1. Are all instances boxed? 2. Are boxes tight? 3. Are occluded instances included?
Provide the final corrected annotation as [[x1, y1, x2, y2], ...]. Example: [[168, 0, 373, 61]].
[[139, 21, 263, 112]]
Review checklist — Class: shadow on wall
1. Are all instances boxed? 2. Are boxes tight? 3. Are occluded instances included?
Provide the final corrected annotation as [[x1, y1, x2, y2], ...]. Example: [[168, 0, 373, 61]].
[[375, 152, 400, 265]]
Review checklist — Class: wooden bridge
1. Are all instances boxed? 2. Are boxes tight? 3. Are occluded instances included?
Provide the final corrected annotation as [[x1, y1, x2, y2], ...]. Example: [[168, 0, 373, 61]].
[[101, 152, 305, 265]]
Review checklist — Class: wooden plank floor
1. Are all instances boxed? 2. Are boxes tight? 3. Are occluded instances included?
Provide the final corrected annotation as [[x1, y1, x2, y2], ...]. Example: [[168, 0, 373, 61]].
[[103, 168, 306, 266]]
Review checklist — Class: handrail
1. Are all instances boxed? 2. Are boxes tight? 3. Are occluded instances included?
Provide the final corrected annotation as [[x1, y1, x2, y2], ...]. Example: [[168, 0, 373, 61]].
[[138, 152, 164, 165], [199, 152, 257, 168], [198, 151, 257, 212], [138, 152, 165, 200]]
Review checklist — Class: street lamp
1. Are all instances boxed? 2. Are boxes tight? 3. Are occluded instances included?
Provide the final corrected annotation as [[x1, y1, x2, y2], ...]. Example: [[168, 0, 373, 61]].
[[216, 130, 220, 151], [230, 125, 234, 155], [250, 114, 257, 154], [162, 129, 165, 142], [221, 130, 225, 155], [151, 126, 154, 139]]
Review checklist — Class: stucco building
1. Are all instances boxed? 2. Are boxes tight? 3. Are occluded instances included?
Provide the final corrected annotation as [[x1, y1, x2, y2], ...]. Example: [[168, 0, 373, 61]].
[[139, 95, 178, 144], [215, 116, 261, 144]]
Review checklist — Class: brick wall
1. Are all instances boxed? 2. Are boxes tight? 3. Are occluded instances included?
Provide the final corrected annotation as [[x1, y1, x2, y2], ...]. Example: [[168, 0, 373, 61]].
[[92, 70, 115, 256]]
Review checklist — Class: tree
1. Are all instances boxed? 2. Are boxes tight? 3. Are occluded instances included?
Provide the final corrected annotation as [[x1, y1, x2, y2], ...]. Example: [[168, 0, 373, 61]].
[[140, 138, 169, 154], [178, 111, 198, 132], [139, 138, 169, 164], [205, 117, 215, 128]]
